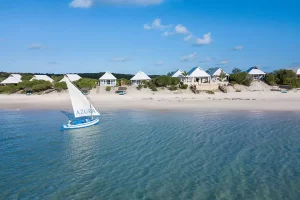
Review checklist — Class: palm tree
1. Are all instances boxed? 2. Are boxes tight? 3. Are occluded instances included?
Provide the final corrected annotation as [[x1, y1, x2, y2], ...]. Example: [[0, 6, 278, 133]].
[[182, 70, 189, 83]]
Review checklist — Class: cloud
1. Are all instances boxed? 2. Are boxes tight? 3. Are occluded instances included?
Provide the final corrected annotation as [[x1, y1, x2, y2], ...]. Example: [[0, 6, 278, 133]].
[[144, 18, 172, 30], [69, 0, 93, 8], [195, 32, 212, 45], [111, 57, 128, 62], [28, 43, 46, 50], [233, 45, 244, 51], [175, 24, 189, 34], [155, 60, 164, 65], [199, 57, 214, 63], [70, 0, 164, 8], [48, 61, 59, 65], [184, 34, 193, 41], [217, 60, 229, 65], [180, 52, 197, 62]]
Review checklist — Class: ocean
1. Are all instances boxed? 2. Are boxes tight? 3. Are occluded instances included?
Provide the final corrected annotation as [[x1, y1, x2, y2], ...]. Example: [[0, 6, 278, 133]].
[[0, 110, 300, 200]]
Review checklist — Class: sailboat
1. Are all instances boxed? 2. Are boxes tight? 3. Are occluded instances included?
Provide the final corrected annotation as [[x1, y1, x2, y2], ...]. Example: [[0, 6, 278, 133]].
[[61, 76, 100, 130]]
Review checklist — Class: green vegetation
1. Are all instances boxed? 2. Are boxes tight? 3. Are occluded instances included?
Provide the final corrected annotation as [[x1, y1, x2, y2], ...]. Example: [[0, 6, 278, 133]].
[[232, 68, 242, 74], [154, 76, 180, 87], [220, 71, 226, 81], [74, 78, 97, 89], [0, 85, 19, 94], [229, 72, 252, 86], [105, 86, 112, 91], [136, 84, 143, 90], [54, 82, 67, 91], [169, 85, 178, 91], [206, 90, 215, 94], [21, 74, 33, 81], [51, 75, 63, 83], [236, 89, 241, 92], [265, 69, 300, 88], [181, 84, 188, 90]]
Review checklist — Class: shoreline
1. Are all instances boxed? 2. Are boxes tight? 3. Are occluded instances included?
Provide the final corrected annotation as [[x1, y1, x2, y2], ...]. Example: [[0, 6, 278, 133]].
[[1, 91, 300, 112]]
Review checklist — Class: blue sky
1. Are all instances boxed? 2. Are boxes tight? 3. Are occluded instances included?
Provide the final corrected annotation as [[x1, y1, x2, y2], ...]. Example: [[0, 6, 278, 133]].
[[0, 0, 299, 74]]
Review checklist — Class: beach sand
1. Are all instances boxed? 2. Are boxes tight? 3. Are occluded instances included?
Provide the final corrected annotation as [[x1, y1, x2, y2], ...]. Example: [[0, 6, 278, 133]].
[[1, 86, 300, 112]]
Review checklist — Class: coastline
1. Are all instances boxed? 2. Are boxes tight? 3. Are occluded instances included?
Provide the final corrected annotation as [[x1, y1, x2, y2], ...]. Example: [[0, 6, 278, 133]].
[[1, 90, 300, 112]]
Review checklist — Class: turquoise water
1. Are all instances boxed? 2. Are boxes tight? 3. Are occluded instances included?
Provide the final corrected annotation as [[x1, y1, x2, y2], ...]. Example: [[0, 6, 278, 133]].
[[0, 110, 300, 200]]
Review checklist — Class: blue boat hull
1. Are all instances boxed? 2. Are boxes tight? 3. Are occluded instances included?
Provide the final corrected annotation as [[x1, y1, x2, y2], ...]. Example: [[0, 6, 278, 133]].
[[61, 118, 99, 130]]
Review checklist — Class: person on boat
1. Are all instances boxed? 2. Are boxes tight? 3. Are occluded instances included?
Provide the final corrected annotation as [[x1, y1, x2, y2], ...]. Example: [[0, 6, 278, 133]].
[[68, 120, 72, 126]]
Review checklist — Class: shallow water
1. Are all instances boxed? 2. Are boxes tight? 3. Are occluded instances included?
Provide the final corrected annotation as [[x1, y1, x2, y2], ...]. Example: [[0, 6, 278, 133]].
[[0, 110, 300, 200]]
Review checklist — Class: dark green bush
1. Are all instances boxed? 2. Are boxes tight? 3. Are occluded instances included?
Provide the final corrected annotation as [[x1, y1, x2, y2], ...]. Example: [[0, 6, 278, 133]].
[[0, 85, 19, 94], [18, 80, 52, 91], [32, 83, 52, 92], [169, 85, 178, 91], [51, 75, 64, 82], [236, 89, 241, 92], [137, 85, 142, 90], [181, 84, 188, 89], [155, 76, 171, 87], [206, 90, 215, 94], [229, 72, 252, 86], [150, 85, 158, 91], [54, 82, 67, 91], [21, 74, 33, 81], [264, 74, 277, 86], [105, 86, 112, 91], [74, 78, 97, 89]]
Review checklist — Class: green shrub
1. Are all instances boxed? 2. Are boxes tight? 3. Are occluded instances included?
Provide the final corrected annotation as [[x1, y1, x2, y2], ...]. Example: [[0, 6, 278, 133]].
[[170, 85, 178, 91], [229, 72, 252, 86], [74, 78, 97, 89], [236, 89, 241, 92], [206, 90, 215, 94], [119, 78, 131, 86], [32, 84, 51, 92], [150, 85, 158, 91], [170, 77, 180, 85], [155, 76, 171, 87], [137, 85, 142, 90], [105, 86, 112, 91], [21, 74, 33, 81], [51, 75, 64, 83], [143, 85, 148, 88], [181, 84, 188, 89], [54, 82, 67, 91], [0, 85, 19, 94]]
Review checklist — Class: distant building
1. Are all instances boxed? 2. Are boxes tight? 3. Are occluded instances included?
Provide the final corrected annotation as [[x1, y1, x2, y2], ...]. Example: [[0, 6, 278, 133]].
[[130, 71, 151, 86], [30, 75, 54, 83], [171, 69, 188, 83], [187, 66, 211, 84], [247, 66, 266, 80], [60, 74, 81, 82], [296, 69, 300, 78], [99, 72, 117, 86], [208, 68, 230, 81], [0, 74, 22, 85]]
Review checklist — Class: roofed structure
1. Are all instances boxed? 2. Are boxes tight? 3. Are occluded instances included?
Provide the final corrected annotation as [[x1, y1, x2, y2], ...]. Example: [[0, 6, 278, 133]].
[[247, 66, 266, 80], [99, 72, 117, 86], [208, 68, 229, 81], [0, 74, 22, 85], [187, 66, 211, 84], [131, 71, 151, 85], [30, 75, 54, 83]]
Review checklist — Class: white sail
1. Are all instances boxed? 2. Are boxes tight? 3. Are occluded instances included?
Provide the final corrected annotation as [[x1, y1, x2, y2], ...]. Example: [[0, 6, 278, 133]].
[[65, 77, 100, 118]]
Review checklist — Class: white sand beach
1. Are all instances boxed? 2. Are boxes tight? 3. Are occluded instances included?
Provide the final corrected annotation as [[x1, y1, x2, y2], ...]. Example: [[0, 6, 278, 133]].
[[1, 84, 300, 112]]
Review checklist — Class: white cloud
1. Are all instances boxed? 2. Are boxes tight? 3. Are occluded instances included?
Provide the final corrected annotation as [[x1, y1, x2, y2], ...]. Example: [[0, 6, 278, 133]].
[[155, 60, 164, 65], [28, 44, 46, 50], [111, 57, 128, 62], [69, 0, 93, 8], [217, 60, 229, 65], [180, 52, 197, 62], [195, 32, 212, 45], [175, 24, 188, 34], [144, 18, 172, 30], [184, 34, 193, 41], [199, 57, 213, 63], [233, 45, 244, 51], [70, 0, 163, 8]]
